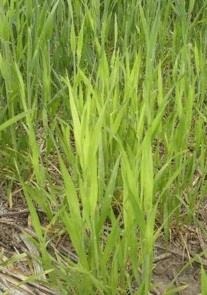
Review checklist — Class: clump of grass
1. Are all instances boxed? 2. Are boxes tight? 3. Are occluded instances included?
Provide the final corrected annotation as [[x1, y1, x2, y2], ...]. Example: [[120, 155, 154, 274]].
[[0, 1, 207, 294]]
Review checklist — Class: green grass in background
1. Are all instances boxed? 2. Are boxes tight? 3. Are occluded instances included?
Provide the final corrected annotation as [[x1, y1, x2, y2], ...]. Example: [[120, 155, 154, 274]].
[[0, 0, 207, 294]]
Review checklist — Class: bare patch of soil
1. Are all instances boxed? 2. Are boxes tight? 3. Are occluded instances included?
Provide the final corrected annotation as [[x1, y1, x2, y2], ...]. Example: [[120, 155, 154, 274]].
[[153, 240, 201, 294], [152, 211, 207, 295], [0, 189, 28, 254], [0, 186, 58, 295]]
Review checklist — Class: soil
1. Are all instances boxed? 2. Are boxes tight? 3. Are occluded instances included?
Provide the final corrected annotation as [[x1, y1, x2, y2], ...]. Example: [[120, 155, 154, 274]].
[[0, 185, 207, 294], [153, 240, 201, 295], [0, 186, 58, 295], [0, 192, 28, 253], [152, 204, 207, 295]]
